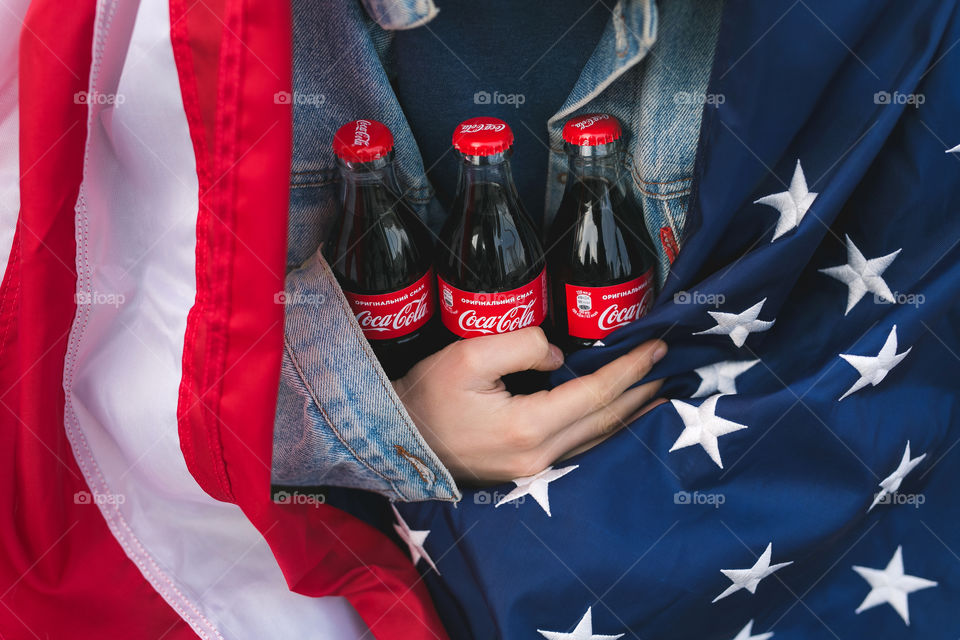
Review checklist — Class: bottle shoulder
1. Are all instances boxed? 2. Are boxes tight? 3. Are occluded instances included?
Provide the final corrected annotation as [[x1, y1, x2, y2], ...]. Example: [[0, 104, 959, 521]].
[[326, 195, 432, 293], [547, 182, 656, 281], [437, 187, 545, 290]]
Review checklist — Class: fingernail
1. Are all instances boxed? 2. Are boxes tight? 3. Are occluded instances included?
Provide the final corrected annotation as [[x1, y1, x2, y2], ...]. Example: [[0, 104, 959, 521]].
[[652, 343, 668, 363]]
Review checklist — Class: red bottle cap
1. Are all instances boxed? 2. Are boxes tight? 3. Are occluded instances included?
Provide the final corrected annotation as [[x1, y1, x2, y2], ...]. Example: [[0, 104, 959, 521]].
[[452, 117, 514, 156], [332, 119, 394, 162], [562, 113, 622, 146]]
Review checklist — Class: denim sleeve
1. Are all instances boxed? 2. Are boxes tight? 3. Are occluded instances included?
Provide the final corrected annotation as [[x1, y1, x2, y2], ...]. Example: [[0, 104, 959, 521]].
[[271, 251, 460, 503]]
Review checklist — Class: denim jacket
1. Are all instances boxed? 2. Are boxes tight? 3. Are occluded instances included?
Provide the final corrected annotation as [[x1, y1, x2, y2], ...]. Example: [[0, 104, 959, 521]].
[[271, 0, 723, 502]]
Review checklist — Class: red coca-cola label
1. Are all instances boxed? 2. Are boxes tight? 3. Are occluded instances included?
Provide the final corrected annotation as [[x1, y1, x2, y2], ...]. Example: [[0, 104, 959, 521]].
[[437, 269, 548, 338], [564, 269, 655, 339], [660, 226, 680, 265], [344, 269, 435, 340]]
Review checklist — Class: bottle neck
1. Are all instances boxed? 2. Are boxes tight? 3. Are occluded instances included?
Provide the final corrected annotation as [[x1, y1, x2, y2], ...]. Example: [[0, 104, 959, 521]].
[[337, 155, 403, 214], [565, 144, 622, 183], [455, 152, 522, 208]]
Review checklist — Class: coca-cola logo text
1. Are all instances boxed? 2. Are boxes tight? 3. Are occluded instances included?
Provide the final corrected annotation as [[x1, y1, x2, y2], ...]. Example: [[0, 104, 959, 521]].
[[438, 270, 547, 338], [355, 293, 430, 333], [597, 289, 654, 331], [572, 114, 610, 130], [564, 271, 653, 340], [353, 119, 372, 146], [459, 123, 506, 134], [458, 301, 537, 335], [343, 270, 436, 340]]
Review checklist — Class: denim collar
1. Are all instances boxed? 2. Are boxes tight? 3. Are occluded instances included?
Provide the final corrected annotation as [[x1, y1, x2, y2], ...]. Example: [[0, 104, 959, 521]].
[[356, 0, 658, 195], [359, 0, 439, 30], [360, 0, 657, 116], [549, 0, 657, 127]]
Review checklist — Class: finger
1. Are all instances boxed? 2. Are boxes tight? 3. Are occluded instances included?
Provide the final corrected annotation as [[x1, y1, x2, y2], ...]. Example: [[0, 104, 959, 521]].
[[457, 326, 563, 379], [547, 379, 664, 459], [625, 396, 668, 423], [534, 339, 667, 428], [556, 395, 667, 461]]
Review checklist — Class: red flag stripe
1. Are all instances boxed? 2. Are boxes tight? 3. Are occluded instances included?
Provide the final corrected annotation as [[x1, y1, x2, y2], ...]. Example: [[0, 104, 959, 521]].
[[0, 0, 197, 637], [170, 0, 449, 636]]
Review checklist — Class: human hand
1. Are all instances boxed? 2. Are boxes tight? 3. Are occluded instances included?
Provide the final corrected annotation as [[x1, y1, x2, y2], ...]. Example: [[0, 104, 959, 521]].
[[391, 327, 666, 485]]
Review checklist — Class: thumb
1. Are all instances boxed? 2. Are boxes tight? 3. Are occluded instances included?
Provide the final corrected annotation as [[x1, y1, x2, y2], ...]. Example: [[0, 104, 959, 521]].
[[458, 326, 564, 379]]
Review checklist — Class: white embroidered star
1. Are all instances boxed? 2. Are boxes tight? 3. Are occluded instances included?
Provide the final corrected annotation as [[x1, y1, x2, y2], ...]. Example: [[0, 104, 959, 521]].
[[729, 620, 774, 640], [713, 542, 793, 603], [754, 159, 818, 241], [946, 143, 960, 153], [537, 607, 624, 640], [669, 395, 747, 469], [838, 325, 911, 401], [853, 545, 937, 625], [693, 298, 775, 348], [391, 504, 440, 574], [495, 465, 578, 517], [692, 360, 760, 397], [869, 441, 926, 511], [819, 235, 900, 314]]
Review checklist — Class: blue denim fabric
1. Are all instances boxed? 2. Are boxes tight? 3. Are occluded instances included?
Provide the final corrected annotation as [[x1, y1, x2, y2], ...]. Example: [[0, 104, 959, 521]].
[[272, 0, 721, 502], [272, 252, 458, 501]]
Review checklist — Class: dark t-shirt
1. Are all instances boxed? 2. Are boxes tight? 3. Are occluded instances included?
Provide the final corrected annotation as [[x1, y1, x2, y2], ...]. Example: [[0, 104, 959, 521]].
[[391, 0, 609, 224]]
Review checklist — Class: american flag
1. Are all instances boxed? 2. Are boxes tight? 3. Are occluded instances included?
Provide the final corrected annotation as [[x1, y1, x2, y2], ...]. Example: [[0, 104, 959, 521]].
[[393, 1, 960, 638], [0, 0, 441, 638]]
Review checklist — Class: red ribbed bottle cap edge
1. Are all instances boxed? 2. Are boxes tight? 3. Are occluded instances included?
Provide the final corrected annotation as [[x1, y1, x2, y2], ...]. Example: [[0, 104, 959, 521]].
[[562, 113, 622, 146], [452, 117, 514, 156]]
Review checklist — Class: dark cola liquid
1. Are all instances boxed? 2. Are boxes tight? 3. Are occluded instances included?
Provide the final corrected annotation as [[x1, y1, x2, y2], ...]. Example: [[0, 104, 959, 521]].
[[436, 180, 545, 292], [324, 174, 440, 379], [547, 174, 657, 352], [436, 178, 548, 392]]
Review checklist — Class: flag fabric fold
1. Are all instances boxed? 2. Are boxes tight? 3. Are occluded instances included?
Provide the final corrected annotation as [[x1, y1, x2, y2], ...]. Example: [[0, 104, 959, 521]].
[[1, 0, 445, 638]]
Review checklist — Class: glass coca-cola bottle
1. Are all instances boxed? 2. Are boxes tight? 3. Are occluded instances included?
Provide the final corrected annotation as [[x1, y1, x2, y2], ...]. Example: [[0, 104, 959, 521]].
[[435, 117, 548, 342], [547, 113, 657, 352], [324, 119, 439, 379]]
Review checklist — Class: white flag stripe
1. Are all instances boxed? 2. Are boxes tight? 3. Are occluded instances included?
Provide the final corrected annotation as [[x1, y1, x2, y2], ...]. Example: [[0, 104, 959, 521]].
[[61, 0, 366, 637], [0, 0, 29, 279]]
